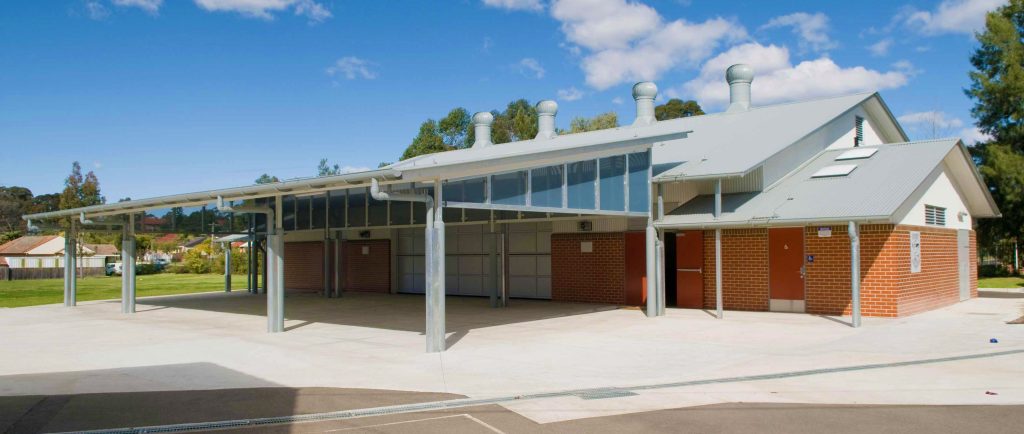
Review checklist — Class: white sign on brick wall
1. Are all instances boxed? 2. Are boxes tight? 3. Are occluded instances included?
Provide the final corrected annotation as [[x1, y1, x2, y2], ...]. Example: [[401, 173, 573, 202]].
[[910, 231, 921, 273], [580, 241, 593, 253]]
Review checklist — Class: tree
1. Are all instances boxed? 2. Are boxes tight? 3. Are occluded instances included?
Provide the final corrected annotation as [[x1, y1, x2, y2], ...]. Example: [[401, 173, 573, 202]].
[[318, 158, 341, 176], [566, 112, 619, 134], [968, 0, 1024, 271], [255, 173, 280, 184], [492, 99, 538, 144], [967, 0, 1024, 148], [0, 186, 33, 232], [59, 162, 104, 227], [655, 99, 704, 121], [399, 102, 540, 160]]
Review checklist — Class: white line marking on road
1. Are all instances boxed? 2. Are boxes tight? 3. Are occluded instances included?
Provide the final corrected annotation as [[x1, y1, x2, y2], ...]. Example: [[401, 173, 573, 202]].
[[322, 413, 505, 433]]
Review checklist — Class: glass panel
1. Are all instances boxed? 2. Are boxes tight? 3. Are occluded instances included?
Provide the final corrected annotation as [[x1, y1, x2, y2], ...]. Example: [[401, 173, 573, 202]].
[[255, 199, 268, 233], [328, 190, 345, 228], [390, 201, 411, 225], [295, 196, 310, 230], [368, 190, 388, 226], [531, 165, 563, 208], [442, 181, 462, 203], [282, 196, 296, 231], [491, 171, 527, 205], [599, 155, 626, 211], [628, 151, 650, 213], [311, 195, 326, 229], [567, 160, 596, 209], [463, 177, 486, 203], [348, 189, 366, 227]]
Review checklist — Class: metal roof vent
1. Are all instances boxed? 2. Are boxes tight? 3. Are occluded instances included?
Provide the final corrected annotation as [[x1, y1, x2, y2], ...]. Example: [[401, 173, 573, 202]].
[[726, 64, 754, 113], [472, 111, 494, 148], [811, 164, 857, 178], [632, 82, 657, 126], [836, 148, 877, 161], [535, 100, 558, 139]]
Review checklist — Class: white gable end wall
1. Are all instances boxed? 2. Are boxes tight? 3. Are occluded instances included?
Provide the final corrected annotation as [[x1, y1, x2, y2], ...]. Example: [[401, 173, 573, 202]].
[[27, 237, 66, 255], [897, 165, 972, 230], [763, 105, 887, 188]]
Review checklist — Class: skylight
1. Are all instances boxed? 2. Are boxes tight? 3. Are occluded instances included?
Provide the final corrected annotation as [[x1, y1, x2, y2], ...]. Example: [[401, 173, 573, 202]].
[[835, 148, 877, 161], [811, 164, 857, 178]]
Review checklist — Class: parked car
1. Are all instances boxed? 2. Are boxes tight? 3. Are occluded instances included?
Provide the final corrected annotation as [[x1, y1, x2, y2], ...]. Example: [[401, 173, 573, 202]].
[[105, 263, 123, 276]]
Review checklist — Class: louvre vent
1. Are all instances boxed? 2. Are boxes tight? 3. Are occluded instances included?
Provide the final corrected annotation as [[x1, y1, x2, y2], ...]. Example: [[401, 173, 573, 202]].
[[925, 205, 946, 226]]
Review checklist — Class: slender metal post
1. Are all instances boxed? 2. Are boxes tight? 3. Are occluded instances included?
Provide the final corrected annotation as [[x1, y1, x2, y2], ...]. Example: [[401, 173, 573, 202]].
[[69, 222, 77, 307], [489, 226, 498, 308], [63, 233, 72, 307], [849, 221, 861, 328], [500, 224, 509, 307], [323, 237, 330, 297], [715, 228, 723, 319], [266, 232, 277, 331], [127, 232, 136, 313], [656, 183, 666, 316], [121, 226, 128, 311], [334, 234, 342, 297], [271, 195, 285, 333], [645, 221, 658, 317], [224, 242, 232, 292]]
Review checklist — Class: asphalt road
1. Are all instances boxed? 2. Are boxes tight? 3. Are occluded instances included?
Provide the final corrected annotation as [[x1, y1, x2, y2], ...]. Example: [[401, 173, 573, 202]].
[[3, 387, 1022, 434]]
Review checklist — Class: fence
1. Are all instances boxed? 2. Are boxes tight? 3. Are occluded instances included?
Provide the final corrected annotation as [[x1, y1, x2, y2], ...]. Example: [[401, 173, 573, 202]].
[[0, 266, 105, 281]]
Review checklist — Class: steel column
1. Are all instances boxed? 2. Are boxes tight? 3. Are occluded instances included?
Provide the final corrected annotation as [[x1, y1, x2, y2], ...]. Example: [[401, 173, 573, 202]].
[[427, 179, 447, 353], [224, 242, 232, 292], [63, 234, 72, 307], [69, 222, 77, 306], [334, 234, 342, 297], [715, 228, 723, 319], [849, 221, 861, 328], [322, 236, 330, 297], [645, 221, 658, 317]]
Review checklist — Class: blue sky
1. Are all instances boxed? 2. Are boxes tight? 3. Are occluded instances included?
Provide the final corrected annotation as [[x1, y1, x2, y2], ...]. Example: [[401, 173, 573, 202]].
[[0, 0, 1004, 201]]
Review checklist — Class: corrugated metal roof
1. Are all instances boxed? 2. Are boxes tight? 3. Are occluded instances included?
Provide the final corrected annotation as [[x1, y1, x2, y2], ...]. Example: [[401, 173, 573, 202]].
[[652, 92, 878, 181], [660, 139, 961, 227]]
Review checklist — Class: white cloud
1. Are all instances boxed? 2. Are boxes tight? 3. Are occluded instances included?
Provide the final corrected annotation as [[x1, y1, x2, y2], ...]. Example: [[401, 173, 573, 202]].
[[557, 86, 584, 101], [898, 111, 965, 130], [85, 1, 111, 20], [517, 58, 546, 79], [193, 0, 332, 23], [611, 96, 624, 105], [905, 0, 1003, 35], [482, 37, 493, 53], [481, 0, 544, 12], [112, 0, 163, 13], [550, 0, 745, 90], [326, 57, 378, 80], [761, 12, 836, 53], [959, 127, 991, 145], [679, 43, 910, 109], [868, 38, 893, 57]]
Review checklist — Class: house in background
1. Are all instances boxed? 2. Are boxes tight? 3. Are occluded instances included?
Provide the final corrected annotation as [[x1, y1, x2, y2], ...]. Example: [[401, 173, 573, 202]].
[[0, 235, 118, 280]]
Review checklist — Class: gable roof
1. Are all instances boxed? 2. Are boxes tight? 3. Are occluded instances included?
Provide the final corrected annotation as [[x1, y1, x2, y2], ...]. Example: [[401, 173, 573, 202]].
[[82, 243, 118, 256], [0, 235, 58, 255], [652, 92, 907, 181], [658, 138, 998, 228]]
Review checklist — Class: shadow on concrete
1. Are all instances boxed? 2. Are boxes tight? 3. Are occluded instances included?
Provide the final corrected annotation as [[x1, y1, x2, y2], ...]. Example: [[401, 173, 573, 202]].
[[979, 290, 1024, 299], [140, 291, 621, 349], [0, 363, 463, 433], [816, 315, 854, 327]]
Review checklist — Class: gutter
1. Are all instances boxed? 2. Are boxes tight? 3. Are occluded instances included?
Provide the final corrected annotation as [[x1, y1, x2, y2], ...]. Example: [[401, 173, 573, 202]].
[[654, 214, 894, 230]]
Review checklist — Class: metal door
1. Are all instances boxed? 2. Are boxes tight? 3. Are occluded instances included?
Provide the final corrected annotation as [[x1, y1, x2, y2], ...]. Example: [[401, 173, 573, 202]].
[[675, 230, 704, 308], [624, 232, 647, 306], [958, 229, 970, 301], [769, 228, 805, 300]]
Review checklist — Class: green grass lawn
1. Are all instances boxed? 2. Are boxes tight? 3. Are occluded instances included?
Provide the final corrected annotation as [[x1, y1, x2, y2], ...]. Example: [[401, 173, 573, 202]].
[[978, 276, 1024, 289], [0, 273, 243, 308]]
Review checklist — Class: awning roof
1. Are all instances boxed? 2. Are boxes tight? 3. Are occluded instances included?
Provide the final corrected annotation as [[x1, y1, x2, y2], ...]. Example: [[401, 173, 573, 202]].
[[24, 120, 689, 221]]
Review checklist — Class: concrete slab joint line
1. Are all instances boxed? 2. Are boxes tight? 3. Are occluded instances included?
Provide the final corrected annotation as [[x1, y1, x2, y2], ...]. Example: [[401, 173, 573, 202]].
[[58, 348, 1024, 434]]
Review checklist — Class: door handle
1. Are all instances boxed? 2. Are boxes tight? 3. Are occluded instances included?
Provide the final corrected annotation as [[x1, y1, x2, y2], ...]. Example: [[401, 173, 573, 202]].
[[677, 268, 702, 273], [800, 266, 806, 279]]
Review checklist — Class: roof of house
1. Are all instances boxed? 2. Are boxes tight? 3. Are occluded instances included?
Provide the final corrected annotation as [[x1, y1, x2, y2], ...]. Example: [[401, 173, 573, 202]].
[[0, 235, 58, 255], [658, 138, 998, 228], [82, 243, 118, 256], [154, 233, 180, 243], [183, 237, 207, 248], [652, 92, 906, 181]]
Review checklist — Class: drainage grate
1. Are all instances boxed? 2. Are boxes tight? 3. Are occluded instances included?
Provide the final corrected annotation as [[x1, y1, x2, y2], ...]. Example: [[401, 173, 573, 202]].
[[575, 389, 638, 400]]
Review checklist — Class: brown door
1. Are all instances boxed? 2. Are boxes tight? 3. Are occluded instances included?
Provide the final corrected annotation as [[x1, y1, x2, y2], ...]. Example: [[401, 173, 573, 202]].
[[624, 232, 647, 306], [769, 228, 804, 300], [675, 230, 704, 308], [343, 240, 390, 293]]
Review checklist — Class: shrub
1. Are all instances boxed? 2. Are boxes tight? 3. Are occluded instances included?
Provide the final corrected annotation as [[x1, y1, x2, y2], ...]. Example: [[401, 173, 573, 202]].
[[979, 263, 1012, 278], [135, 263, 161, 275]]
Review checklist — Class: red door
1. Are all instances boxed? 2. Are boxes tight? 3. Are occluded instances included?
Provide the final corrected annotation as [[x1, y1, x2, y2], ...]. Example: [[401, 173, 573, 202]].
[[769, 228, 804, 300], [624, 232, 647, 306], [675, 230, 704, 308]]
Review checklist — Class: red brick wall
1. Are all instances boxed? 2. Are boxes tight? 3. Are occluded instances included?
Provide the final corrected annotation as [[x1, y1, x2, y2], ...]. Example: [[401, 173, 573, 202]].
[[804, 225, 901, 317], [802, 224, 974, 318], [343, 239, 390, 293], [284, 241, 324, 292], [898, 225, 970, 316], [701, 229, 769, 311], [551, 233, 626, 304]]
